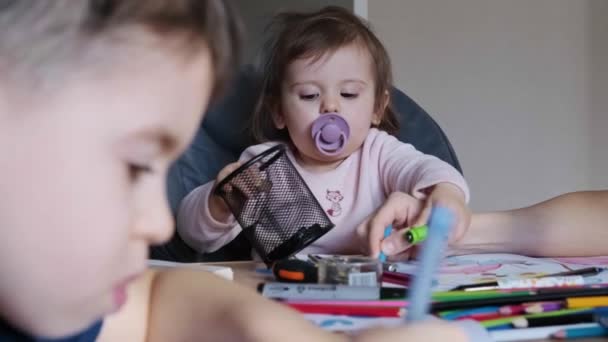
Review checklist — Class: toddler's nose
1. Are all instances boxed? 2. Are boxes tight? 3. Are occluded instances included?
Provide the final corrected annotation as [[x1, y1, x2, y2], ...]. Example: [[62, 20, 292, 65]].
[[321, 97, 339, 113]]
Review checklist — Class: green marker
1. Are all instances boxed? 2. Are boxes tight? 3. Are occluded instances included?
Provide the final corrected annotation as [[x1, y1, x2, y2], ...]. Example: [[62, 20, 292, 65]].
[[404, 225, 428, 244]]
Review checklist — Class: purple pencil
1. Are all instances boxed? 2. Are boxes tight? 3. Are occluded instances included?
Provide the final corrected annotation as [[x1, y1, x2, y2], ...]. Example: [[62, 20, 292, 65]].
[[525, 301, 563, 314]]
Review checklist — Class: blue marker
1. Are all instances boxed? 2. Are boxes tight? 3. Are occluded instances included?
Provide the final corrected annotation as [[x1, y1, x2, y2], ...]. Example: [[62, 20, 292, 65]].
[[378, 225, 392, 262], [406, 207, 454, 322]]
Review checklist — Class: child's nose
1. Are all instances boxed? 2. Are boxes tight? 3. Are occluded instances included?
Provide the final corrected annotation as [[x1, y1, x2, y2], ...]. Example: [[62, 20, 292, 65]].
[[133, 192, 173, 245], [320, 97, 339, 113]]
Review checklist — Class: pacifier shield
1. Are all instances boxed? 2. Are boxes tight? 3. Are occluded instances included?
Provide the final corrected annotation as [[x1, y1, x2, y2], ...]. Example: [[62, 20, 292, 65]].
[[311, 114, 350, 156]]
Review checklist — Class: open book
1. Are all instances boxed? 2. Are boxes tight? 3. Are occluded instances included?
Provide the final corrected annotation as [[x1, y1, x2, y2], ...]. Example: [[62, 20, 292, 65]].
[[147, 259, 234, 281]]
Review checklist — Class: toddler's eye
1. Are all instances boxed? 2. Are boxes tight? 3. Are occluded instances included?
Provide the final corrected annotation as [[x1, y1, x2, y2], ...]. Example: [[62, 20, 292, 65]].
[[300, 93, 319, 100], [341, 92, 358, 99], [128, 163, 152, 182]]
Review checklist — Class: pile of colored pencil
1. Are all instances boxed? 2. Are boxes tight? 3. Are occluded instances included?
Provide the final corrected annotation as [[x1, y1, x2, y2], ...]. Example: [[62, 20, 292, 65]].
[[273, 264, 608, 339], [432, 285, 608, 339]]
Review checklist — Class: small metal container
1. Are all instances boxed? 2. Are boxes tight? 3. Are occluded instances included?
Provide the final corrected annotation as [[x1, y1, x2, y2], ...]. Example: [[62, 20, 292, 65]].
[[317, 256, 382, 287]]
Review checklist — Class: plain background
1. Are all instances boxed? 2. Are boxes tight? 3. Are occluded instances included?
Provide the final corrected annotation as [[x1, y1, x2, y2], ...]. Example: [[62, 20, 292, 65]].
[[233, 0, 608, 211]]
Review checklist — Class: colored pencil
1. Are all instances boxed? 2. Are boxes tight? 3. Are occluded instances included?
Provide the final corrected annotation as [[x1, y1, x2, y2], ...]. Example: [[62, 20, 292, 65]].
[[480, 308, 592, 329], [455, 312, 505, 322], [497, 301, 563, 315], [490, 323, 600, 342], [483, 307, 608, 329], [566, 296, 608, 309], [406, 207, 453, 322], [524, 301, 562, 314], [432, 286, 608, 312], [512, 312, 595, 328], [499, 304, 527, 316], [551, 325, 608, 339], [286, 302, 404, 317], [439, 306, 501, 320], [546, 266, 607, 277], [433, 290, 533, 302], [450, 267, 605, 292], [435, 284, 608, 302], [284, 300, 406, 307], [548, 267, 606, 277]]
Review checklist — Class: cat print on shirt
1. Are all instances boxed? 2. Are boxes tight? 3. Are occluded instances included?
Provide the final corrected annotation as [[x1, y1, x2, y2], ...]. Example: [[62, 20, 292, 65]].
[[325, 189, 344, 217]]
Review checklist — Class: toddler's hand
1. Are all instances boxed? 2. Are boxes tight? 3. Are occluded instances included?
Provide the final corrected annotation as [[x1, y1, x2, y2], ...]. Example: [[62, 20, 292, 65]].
[[378, 184, 470, 258], [355, 192, 423, 258], [208, 162, 242, 222], [415, 182, 470, 243], [209, 161, 271, 223]]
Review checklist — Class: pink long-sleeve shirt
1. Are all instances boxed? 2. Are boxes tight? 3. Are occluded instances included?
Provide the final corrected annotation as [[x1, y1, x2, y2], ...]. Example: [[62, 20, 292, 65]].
[[177, 128, 469, 255]]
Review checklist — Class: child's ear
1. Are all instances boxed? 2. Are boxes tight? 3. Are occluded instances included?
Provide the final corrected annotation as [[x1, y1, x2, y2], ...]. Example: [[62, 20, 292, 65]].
[[272, 110, 286, 129], [270, 101, 286, 129], [372, 90, 390, 125]]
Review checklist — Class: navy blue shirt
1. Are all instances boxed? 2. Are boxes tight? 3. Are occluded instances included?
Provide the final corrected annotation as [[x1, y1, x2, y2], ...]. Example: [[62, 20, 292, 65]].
[[0, 319, 102, 342]]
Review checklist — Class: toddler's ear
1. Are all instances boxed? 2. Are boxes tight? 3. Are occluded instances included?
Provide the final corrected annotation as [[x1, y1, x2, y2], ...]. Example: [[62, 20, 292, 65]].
[[373, 90, 390, 124], [272, 110, 286, 129]]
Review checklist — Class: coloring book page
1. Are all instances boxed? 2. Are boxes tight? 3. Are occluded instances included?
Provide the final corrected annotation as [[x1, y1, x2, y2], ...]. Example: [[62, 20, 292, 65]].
[[391, 253, 608, 291]]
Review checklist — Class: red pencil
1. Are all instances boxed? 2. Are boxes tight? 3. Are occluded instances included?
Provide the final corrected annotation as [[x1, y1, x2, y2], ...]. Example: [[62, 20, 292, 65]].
[[455, 312, 507, 322], [286, 303, 405, 317], [499, 304, 526, 315]]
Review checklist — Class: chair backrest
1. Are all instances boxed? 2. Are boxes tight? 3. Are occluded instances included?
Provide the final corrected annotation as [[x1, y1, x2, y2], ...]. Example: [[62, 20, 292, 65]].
[[152, 66, 462, 261]]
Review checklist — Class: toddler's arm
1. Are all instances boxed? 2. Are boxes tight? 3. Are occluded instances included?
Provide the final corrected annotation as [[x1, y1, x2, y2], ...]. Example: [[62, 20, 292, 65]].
[[377, 134, 469, 203], [177, 180, 242, 253], [176, 143, 276, 253]]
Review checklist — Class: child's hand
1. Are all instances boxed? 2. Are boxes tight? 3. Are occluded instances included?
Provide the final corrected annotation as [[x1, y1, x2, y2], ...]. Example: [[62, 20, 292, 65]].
[[370, 184, 470, 259], [208, 161, 242, 222], [415, 182, 471, 243], [355, 192, 424, 258], [209, 161, 271, 223]]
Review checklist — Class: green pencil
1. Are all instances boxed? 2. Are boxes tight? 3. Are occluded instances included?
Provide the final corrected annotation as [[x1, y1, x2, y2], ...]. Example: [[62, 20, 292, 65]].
[[481, 307, 592, 328], [432, 290, 533, 302], [431, 286, 608, 312]]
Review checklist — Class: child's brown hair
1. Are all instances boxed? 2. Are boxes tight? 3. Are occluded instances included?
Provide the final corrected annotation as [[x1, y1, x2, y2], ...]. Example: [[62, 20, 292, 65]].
[[0, 0, 242, 103], [252, 6, 399, 143]]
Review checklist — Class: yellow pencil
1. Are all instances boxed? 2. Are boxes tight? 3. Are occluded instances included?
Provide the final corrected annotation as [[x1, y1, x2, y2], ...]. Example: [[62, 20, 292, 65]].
[[566, 296, 608, 308]]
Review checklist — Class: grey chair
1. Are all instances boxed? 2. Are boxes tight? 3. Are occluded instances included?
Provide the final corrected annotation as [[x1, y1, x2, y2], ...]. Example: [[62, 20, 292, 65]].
[[151, 66, 463, 262]]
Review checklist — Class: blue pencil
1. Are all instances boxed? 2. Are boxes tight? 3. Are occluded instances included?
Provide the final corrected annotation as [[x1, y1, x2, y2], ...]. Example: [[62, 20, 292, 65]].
[[551, 325, 608, 339], [440, 306, 501, 320], [406, 207, 454, 322], [486, 324, 512, 331], [378, 225, 392, 262]]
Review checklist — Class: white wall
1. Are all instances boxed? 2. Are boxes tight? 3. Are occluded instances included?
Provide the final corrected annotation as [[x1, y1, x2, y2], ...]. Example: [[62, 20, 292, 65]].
[[370, 0, 607, 211], [590, 0, 608, 189]]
